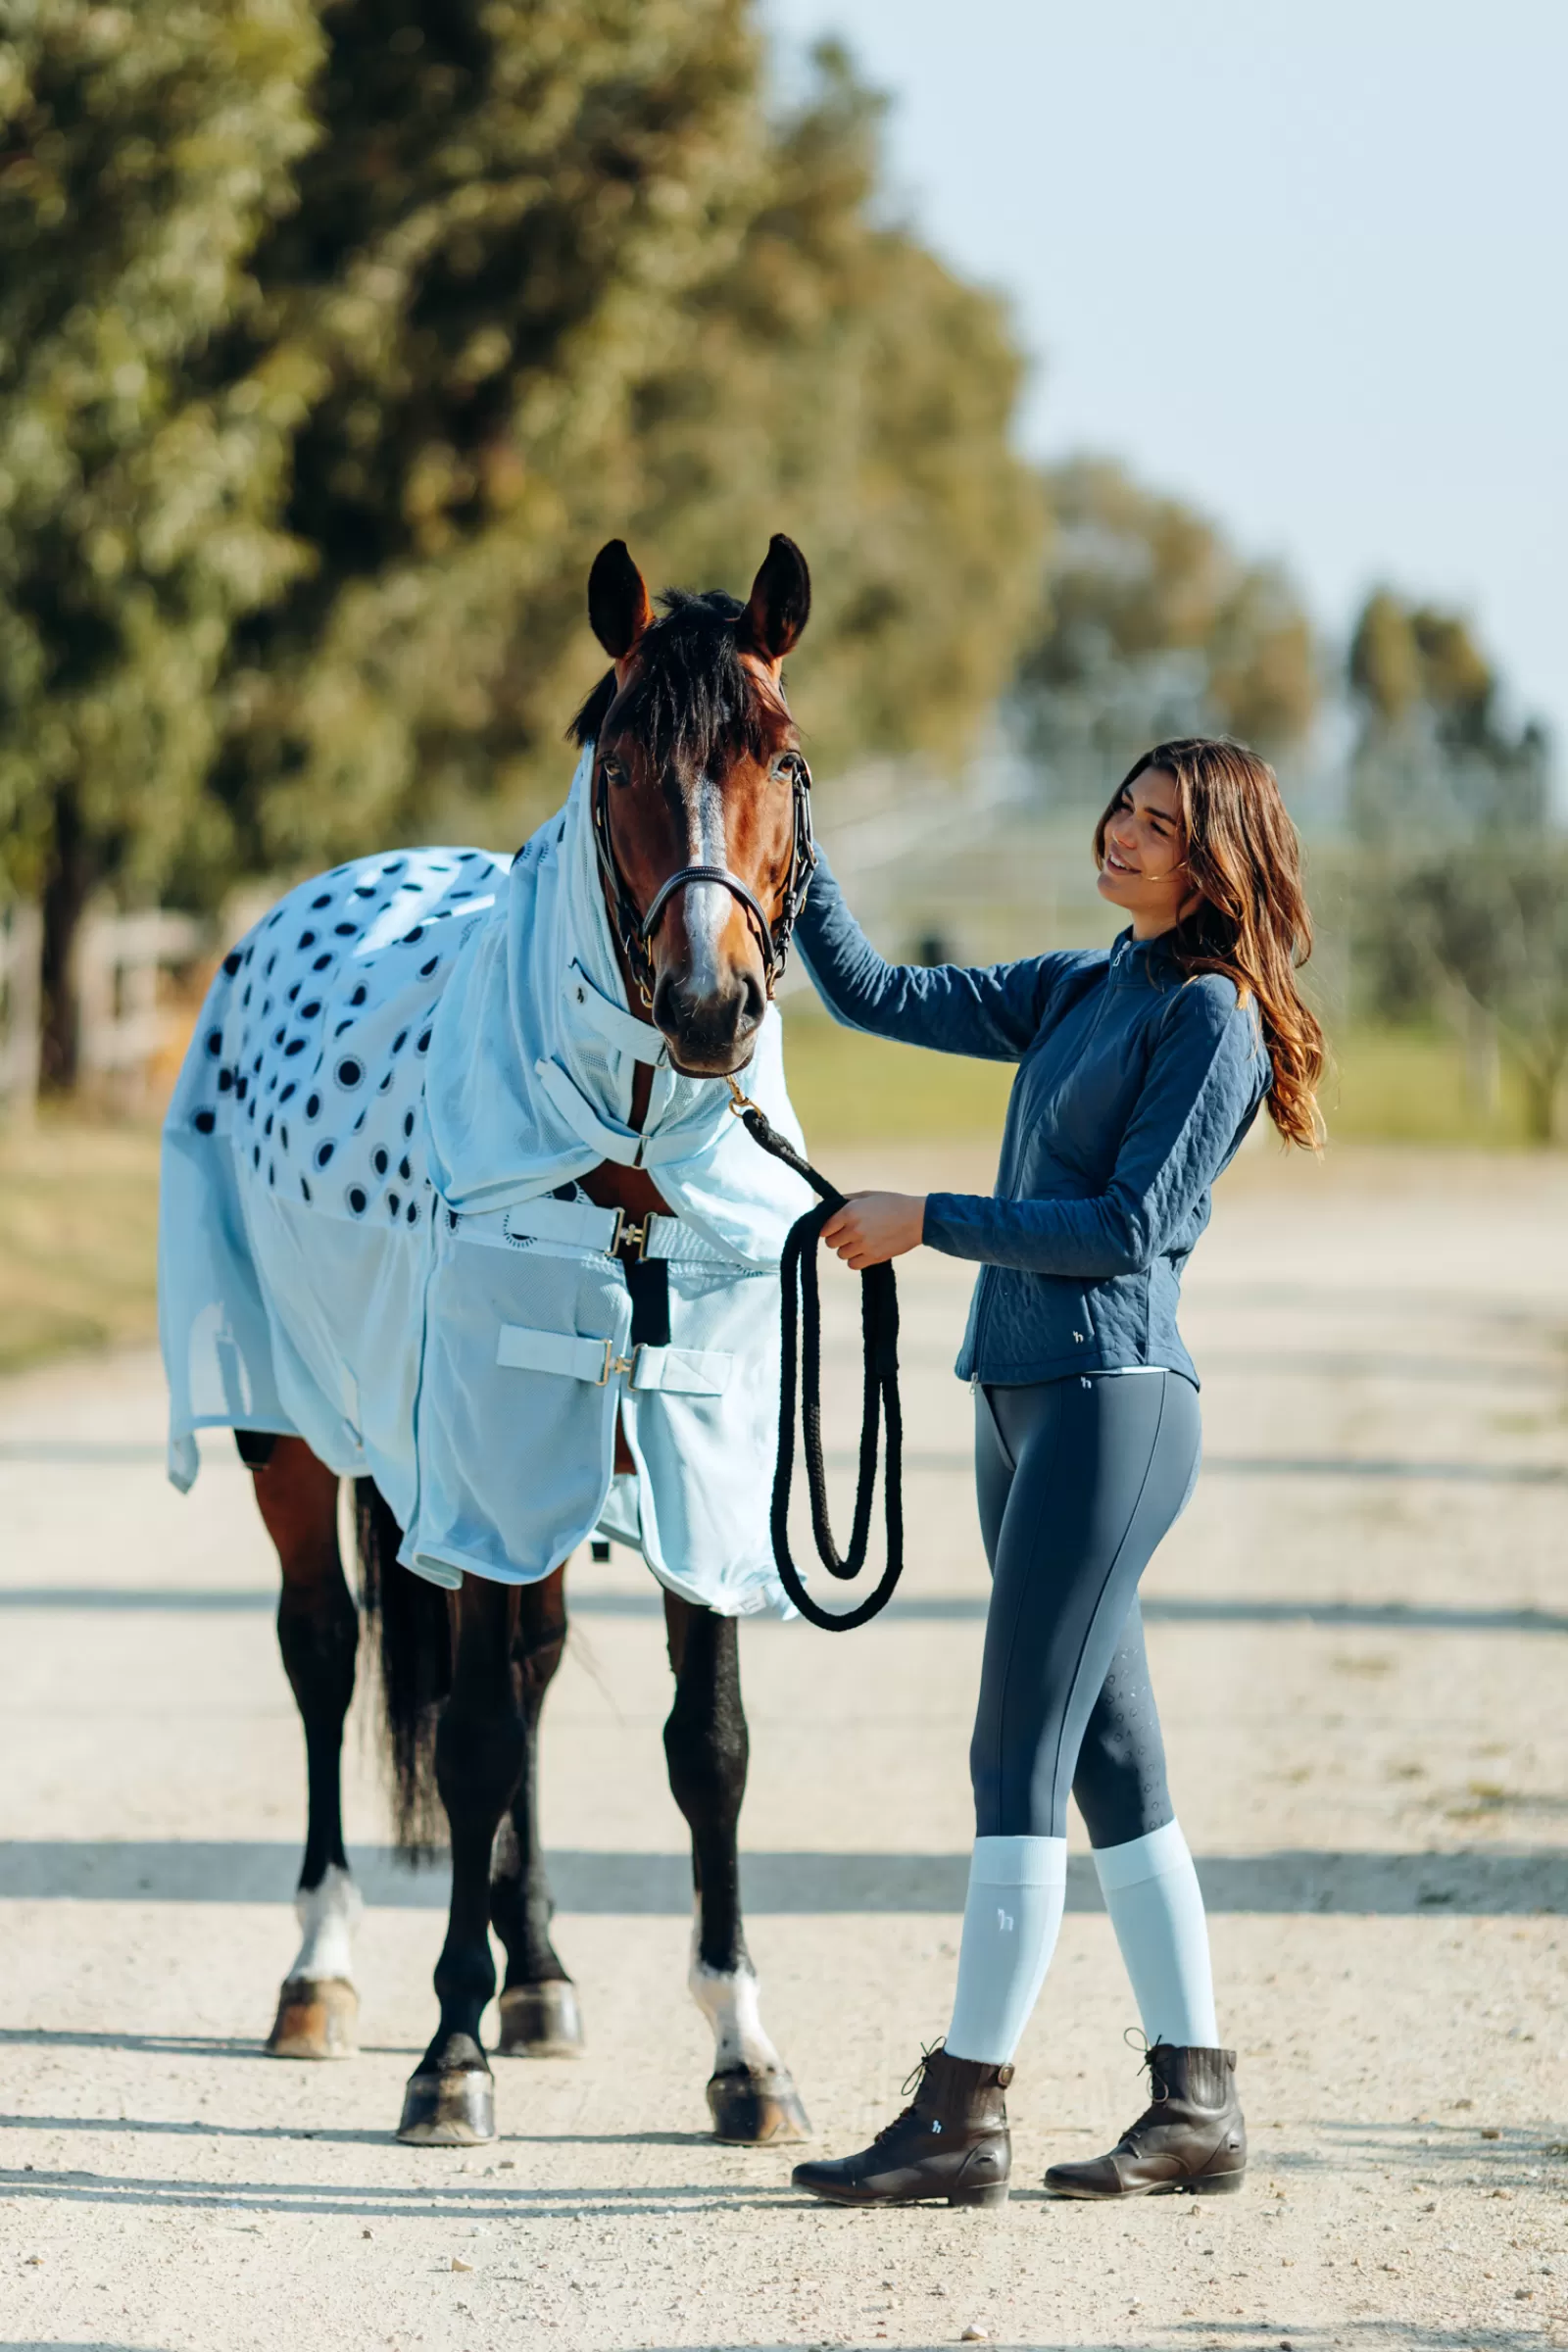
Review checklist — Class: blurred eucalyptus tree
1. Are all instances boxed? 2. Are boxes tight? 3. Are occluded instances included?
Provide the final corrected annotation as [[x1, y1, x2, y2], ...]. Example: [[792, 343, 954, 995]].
[[1008, 457, 1317, 798], [0, 0, 321, 1085], [1345, 588, 1559, 1131], [1347, 586, 1550, 841], [210, 11, 1043, 876], [1370, 849, 1568, 1141], [625, 44, 1044, 773]]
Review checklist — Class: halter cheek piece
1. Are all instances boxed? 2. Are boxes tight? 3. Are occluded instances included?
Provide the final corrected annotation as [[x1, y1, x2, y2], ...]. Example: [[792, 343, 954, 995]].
[[591, 744, 817, 1010], [592, 734, 903, 1634]]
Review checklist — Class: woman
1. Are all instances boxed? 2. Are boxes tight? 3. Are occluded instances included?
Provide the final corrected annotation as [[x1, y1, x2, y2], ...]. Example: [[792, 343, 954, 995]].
[[787, 738, 1323, 2208]]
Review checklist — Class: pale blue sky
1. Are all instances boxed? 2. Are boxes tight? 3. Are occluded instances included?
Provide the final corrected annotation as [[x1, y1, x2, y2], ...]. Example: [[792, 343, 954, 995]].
[[765, 0, 1567, 760]]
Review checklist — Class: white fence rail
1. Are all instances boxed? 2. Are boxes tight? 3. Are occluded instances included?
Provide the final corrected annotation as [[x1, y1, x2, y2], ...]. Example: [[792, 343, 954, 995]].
[[77, 907, 205, 1078], [0, 904, 208, 1113], [0, 903, 43, 1119]]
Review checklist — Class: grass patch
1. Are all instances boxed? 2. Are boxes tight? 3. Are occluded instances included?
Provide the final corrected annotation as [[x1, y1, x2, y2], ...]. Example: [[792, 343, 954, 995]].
[[0, 1111, 163, 1373], [1322, 1027, 1538, 1147], [779, 1004, 1013, 1146], [784, 1004, 1546, 1151], [0, 1015, 1548, 1378]]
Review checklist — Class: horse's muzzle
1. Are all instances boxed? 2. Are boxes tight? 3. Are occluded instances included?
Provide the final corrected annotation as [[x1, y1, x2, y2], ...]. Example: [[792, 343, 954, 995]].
[[655, 964, 766, 1077]]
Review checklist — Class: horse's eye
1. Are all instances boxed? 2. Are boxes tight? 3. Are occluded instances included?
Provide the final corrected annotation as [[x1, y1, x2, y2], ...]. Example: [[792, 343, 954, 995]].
[[601, 755, 626, 788], [771, 751, 805, 784]]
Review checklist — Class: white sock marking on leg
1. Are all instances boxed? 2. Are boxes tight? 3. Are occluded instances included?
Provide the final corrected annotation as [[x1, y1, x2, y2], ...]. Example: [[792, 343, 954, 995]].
[[687, 1907, 782, 2077], [287, 1862, 363, 1985]]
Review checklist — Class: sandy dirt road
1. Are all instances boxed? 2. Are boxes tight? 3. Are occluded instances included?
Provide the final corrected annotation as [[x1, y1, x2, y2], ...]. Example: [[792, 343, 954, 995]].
[[1, 1145, 1565, 2352]]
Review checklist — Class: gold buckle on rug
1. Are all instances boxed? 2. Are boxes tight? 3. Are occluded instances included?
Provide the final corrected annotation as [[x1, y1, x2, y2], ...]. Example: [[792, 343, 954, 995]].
[[596, 1341, 639, 1386], [608, 1208, 651, 1259]]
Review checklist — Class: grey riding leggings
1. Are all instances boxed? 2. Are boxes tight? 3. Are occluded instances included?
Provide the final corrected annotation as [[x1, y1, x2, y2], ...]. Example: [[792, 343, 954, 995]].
[[971, 1369, 1201, 1844]]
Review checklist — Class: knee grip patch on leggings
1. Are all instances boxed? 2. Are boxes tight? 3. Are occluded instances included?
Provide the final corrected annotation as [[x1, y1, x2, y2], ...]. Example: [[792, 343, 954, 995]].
[[969, 1372, 1200, 1841]]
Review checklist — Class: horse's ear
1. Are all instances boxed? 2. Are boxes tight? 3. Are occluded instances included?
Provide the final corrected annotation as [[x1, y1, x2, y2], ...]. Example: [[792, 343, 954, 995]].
[[741, 533, 810, 664], [588, 539, 655, 661]]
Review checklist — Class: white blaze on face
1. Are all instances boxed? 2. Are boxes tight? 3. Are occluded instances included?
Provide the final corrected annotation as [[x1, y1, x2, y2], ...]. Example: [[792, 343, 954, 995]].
[[676, 770, 732, 1004], [687, 1906, 783, 2077], [287, 1862, 363, 1986]]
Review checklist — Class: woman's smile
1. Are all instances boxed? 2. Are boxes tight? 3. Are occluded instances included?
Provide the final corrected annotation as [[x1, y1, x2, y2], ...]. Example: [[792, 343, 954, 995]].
[[1095, 765, 1201, 936]]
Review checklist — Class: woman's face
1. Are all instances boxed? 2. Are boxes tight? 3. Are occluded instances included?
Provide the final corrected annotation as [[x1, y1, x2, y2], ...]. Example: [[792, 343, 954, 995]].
[[1096, 766, 1199, 938]]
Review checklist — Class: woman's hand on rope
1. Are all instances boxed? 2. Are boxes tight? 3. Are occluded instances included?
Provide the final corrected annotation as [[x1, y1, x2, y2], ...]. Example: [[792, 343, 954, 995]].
[[819, 1191, 926, 1269]]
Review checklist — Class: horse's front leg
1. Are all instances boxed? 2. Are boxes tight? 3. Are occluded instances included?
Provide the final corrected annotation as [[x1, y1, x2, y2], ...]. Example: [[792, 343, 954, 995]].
[[398, 1574, 522, 2145], [662, 1592, 810, 2144], [489, 1567, 585, 2058], [242, 1433, 364, 2061]]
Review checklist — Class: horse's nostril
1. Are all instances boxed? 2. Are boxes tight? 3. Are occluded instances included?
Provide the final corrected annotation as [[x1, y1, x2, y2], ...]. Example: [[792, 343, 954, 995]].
[[655, 966, 762, 1062], [651, 970, 680, 1035]]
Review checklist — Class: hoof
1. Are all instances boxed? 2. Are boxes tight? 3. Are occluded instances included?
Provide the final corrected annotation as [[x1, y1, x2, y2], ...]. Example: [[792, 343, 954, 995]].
[[397, 2067, 496, 2146], [266, 1976, 359, 2061], [497, 1979, 585, 2059], [707, 2065, 812, 2146]]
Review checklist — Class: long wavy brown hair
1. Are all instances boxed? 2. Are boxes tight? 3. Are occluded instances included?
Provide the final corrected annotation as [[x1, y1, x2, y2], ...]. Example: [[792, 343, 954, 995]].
[[1094, 738, 1325, 1149]]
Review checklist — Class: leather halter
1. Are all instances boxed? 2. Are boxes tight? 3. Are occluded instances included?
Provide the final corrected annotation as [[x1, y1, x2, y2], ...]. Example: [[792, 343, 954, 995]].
[[590, 744, 817, 1010]]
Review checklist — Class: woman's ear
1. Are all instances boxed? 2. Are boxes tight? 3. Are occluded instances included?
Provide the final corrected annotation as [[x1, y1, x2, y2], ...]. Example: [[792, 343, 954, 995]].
[[740, 534, 811, 665], [588, 540, 655, 661]]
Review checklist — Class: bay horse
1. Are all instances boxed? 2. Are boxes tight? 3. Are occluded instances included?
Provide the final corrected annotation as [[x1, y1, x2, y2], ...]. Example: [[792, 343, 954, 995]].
[[167, 535, 819, 2146]]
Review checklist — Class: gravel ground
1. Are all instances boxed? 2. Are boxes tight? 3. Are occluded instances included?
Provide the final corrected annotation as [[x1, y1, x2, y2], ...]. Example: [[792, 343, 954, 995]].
[[1, 1144, 1565, 2352]]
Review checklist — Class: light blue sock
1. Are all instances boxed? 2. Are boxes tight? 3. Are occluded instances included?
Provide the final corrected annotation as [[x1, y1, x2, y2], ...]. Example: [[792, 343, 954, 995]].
[[945, 1835, 1067, 2065], [1094, 1818, 1219, 2048]]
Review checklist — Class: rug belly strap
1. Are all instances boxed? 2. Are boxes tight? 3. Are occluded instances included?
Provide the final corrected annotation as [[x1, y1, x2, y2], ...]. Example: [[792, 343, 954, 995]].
[[495, 1324, 731, 1395]]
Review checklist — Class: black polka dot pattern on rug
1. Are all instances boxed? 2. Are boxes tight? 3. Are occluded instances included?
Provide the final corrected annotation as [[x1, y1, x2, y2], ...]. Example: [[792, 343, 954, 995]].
[[168, 845, 506, 1233]]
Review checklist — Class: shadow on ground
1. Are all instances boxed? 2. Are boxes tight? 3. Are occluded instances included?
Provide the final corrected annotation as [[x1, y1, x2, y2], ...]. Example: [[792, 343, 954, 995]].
[[1, 1841, 1564, 1913]]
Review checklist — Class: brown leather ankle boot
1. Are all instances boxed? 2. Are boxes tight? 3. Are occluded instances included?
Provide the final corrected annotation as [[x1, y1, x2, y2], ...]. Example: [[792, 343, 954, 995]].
[[1045, 2043, 1246, 2199], [792, 2043, 1012, 2208]]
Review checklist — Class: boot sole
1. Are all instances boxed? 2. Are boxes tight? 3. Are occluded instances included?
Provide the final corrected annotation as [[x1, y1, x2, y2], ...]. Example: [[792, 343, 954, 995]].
[[1044, 2167, 1246, 2201], [795, 2178, 1009, 2210]]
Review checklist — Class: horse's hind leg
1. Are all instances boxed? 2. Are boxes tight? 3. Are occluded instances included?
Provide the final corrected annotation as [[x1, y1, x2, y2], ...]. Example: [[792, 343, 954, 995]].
[[662, 1592, 810, 2145], [398, 1574, 522, 2145], [489, 1567, 585, 2058], [241, 1433, 363, 2060]]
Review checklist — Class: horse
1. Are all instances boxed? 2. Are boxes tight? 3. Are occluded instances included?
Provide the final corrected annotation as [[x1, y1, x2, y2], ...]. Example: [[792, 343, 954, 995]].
[[159, 534, 822, 2147]]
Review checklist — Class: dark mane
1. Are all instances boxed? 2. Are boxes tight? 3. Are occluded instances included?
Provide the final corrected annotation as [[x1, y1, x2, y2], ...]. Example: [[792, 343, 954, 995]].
[[568, 588, 773, 771]]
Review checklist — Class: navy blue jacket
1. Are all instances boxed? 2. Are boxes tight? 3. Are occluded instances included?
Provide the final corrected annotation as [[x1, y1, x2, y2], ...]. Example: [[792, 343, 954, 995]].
[[793, 855, 1270, 1388]]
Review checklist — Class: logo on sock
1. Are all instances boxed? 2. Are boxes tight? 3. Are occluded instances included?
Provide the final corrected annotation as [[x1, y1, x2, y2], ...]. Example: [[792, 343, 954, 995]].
[[996, 1907, 1014, 1934]]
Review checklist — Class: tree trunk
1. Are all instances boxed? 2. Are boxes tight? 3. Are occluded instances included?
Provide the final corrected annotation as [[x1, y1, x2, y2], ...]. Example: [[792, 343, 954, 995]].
[[38, 791, 92, 1095], [1518, 1057, 1562, 1147], [1462, 1001, 1501, 1119]]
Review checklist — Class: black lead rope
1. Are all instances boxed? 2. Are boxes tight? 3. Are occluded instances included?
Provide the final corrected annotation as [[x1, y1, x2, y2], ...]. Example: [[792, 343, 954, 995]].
[[727, 1084, 904, 1631]]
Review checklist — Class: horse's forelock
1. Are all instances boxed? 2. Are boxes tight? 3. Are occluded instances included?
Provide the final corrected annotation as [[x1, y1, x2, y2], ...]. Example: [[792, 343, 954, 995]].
[[567, 588, 774, 773]]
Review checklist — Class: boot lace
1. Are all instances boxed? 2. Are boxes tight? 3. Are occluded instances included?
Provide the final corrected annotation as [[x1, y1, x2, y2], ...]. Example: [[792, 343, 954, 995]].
[[866, 2041, 945, 2149], [1120, 2029, 1173, 2144]]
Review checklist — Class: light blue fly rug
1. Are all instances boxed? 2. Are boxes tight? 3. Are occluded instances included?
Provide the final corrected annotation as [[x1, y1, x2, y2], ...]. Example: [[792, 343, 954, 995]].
[[159, 748, 814, 1615]]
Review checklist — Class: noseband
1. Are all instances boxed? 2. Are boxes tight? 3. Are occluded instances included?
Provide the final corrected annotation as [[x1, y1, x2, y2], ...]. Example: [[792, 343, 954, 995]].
[[591, 746, 817, 1010]]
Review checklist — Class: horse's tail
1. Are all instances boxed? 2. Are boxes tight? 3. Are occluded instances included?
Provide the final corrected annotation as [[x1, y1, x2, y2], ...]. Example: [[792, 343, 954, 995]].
[[355, 1479, 451, 1859]]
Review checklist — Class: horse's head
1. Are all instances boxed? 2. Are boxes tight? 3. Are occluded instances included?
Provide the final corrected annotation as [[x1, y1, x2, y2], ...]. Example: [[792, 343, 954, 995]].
[[574, 534, 813, 1078]]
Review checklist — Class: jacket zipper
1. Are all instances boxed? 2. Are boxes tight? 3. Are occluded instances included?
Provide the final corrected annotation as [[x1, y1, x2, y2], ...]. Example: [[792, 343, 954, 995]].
[[975, 951, 1132, 1370]]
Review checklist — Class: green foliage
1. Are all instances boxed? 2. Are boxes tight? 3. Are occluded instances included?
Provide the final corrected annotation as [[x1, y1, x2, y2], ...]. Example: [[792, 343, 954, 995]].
[[629, 45, 1043, 777], [1009, 456, 1317, 794], [1345, 592, 1559, 1122], [209, 0, 767, 873], [1346, 586, 1550, 840], [212, 15, 1044, 875], [0, 2, 1043, 1082], [1354, 847, 1568, 1141], [0, 0, 322, 1073]]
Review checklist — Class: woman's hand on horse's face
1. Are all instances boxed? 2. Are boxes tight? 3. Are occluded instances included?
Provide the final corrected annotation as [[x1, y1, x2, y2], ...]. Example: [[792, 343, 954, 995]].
[[819, 1192, 926, 1268]]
